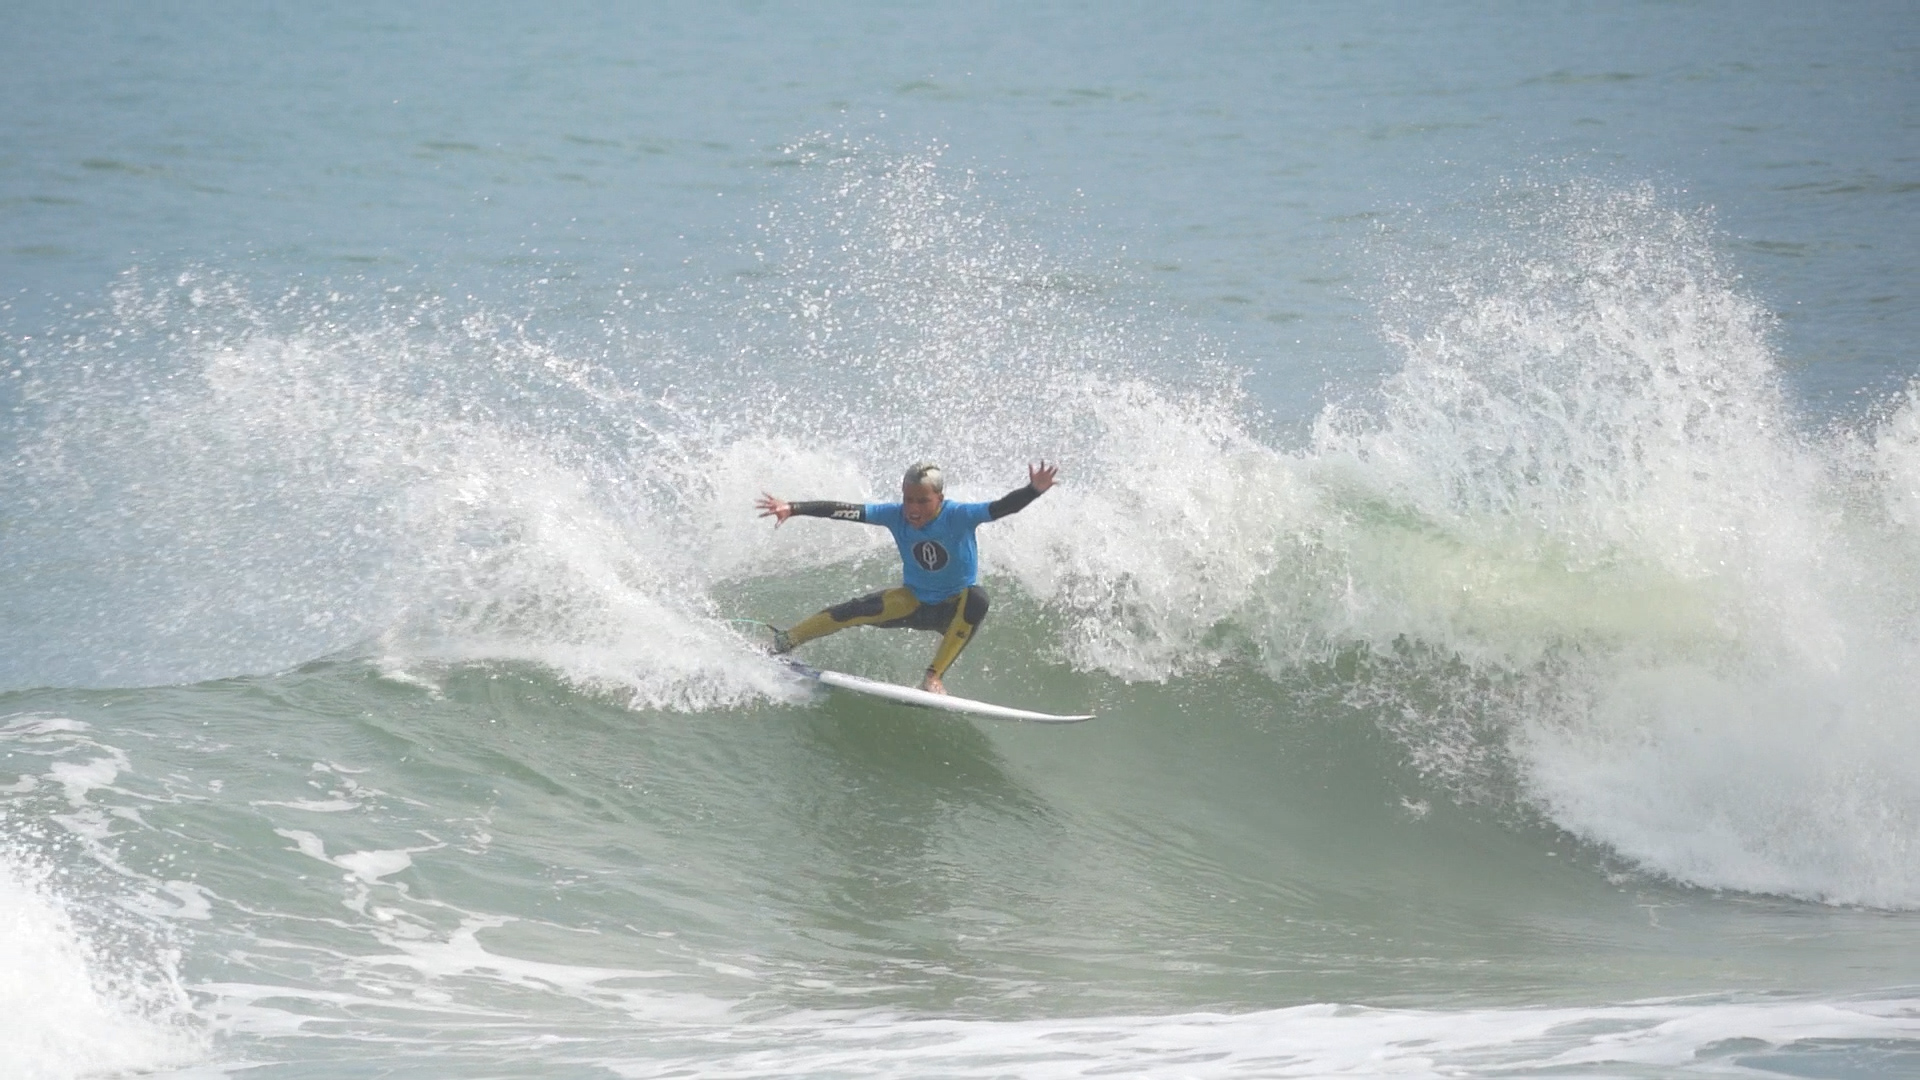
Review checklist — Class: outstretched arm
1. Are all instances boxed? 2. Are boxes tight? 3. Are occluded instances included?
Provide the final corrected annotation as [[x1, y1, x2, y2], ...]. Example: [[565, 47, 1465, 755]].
[[987, 461, 1059, 520], [756, 492, 867, 527]]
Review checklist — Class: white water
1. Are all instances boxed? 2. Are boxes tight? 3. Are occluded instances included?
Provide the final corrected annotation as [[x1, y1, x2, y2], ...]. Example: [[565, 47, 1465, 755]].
[[9, 166, 1918, 913], [0, 846, 200, 1079], [188, 980, 1920, 1079]]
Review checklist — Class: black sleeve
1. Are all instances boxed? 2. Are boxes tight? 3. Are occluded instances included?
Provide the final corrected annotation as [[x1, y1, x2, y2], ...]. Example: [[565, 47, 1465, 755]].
[[788, 501, 869, 523], [987, 484, 1042, 521]]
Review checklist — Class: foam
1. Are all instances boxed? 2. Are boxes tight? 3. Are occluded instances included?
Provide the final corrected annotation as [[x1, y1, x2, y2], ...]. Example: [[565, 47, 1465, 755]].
[[182, 980, 1920, 1079], [273, 828, 435, 883], [48, 751, 126, 808], [189, 911, 749, 1066], [639, 997, 1917, 1079], [0, 851, 204, 1080], [1875, 387, 1920, 530]]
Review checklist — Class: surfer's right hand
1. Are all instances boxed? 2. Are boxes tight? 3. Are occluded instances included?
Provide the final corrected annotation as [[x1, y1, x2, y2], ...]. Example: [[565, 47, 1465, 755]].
[[755, 492, 792, 526]]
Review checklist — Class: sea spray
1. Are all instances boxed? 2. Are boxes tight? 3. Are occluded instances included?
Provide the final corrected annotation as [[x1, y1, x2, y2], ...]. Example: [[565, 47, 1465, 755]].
[[1298, 181, 1920, 906], [3, 151, 1915, 907], [1, 271, 802, 708], [1874, 386, 1920, 531], [0, 718, 204, 1079]]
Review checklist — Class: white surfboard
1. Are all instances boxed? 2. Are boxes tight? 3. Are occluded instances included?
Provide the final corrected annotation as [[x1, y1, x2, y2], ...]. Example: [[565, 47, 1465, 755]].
[[780, 659, 1093, 723]]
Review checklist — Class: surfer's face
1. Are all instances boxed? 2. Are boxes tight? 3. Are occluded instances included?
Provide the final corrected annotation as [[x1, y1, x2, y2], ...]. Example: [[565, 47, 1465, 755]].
[[901, 482, 944, 528]]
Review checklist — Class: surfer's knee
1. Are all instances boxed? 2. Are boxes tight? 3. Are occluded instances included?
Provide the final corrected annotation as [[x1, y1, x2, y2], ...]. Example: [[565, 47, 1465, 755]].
[[963, 586, 989, 626]]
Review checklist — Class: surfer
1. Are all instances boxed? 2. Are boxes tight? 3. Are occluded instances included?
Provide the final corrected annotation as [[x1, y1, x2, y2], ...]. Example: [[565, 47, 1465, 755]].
[[755, 461, 1057, 694]]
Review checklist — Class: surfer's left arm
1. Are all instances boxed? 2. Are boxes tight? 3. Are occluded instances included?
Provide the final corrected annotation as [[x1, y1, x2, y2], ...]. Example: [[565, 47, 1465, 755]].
[[987, 461, 1058, 520]]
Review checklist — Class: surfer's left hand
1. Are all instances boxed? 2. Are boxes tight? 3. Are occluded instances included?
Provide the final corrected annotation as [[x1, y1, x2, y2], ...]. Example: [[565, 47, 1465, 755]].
[[1028, 461, 1058, 492]]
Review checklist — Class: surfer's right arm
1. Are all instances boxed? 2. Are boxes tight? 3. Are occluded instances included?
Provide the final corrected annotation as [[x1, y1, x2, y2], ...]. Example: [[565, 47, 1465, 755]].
[[756, 493, 867, 527]]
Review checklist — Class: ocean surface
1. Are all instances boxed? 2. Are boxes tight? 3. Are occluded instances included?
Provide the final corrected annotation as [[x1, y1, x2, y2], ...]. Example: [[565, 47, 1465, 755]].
[[3, 2, 1918, 1077]]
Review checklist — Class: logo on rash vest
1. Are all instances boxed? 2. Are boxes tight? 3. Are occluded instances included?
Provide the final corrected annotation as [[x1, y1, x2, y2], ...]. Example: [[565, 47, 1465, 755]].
[[912, 540, 950, 571]]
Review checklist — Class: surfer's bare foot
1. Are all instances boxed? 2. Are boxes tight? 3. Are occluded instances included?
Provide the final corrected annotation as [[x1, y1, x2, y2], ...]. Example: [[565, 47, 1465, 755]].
[[919, 672, 947, 695]]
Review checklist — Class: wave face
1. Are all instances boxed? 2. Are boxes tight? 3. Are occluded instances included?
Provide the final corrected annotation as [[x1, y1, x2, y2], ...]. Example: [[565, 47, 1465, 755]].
[[2, 149, 1917, 1077]]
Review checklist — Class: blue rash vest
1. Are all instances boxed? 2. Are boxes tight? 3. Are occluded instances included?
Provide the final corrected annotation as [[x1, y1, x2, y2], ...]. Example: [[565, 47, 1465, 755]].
[[863, 500, 995, 602], [785, 483, 1044, 602]]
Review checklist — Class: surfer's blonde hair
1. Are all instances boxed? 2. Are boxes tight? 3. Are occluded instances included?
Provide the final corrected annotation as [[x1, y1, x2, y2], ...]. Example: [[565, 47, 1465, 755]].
[[902, 462, 944, 492]]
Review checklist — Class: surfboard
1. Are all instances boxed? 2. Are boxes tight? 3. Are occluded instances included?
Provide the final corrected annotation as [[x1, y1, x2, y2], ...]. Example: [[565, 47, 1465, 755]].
[[779, 659, 1093, 723]]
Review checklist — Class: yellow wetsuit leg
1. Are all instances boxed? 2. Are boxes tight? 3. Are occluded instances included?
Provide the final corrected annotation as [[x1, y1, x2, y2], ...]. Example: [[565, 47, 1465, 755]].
[[784, 587, 921, 648], [925, 586, 989, 679]]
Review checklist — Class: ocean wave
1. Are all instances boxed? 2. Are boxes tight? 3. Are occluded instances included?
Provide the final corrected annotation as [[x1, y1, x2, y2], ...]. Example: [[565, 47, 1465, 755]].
[[3, 155, 1915, 907]]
